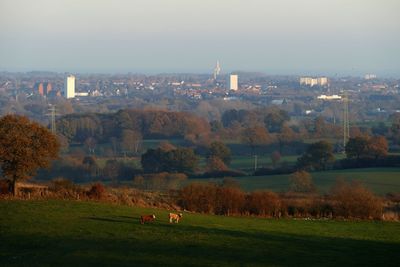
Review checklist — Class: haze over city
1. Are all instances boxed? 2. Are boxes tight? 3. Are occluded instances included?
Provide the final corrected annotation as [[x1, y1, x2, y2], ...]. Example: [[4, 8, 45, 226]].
[[1, 0, 399, 76]]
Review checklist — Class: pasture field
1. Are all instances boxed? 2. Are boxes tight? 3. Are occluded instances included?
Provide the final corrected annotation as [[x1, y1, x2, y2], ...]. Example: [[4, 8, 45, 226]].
[[1, 200, 399, 267], [192, 168, 400, 195], [229, 153, 347, 171]]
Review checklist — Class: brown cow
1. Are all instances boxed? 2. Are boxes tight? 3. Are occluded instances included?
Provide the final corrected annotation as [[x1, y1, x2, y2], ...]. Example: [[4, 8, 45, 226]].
[[140, 214, 156, 224], [169, 213, 182, 223]]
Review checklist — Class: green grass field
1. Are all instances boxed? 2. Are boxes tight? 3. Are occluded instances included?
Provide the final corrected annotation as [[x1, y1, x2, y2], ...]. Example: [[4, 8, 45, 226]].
[[1, 201, 399, 267], [229, 153, 347, 171], [193, 168, 400, 195], [229, 155, 299, 170]]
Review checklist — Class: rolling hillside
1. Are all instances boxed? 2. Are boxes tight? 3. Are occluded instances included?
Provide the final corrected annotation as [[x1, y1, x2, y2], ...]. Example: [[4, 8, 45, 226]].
[[1, 200, 399, 266]]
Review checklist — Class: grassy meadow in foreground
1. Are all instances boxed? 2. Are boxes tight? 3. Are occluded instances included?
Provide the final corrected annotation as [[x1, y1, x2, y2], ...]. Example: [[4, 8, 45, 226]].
[[1, 200, 399, 267]]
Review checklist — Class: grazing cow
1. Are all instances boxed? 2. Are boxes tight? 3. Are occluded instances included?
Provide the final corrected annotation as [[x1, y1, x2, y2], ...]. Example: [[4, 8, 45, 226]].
[[140, 214, 156, 224], [169, 213, 183, 223]]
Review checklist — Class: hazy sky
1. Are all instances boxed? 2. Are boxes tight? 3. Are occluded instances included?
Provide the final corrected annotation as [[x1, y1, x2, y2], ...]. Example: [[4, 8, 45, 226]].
[[0, 0, 399, 76]]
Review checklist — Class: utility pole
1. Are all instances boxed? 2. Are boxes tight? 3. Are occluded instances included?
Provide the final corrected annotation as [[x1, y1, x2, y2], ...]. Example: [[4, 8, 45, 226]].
[[48, 104, 57, 134]]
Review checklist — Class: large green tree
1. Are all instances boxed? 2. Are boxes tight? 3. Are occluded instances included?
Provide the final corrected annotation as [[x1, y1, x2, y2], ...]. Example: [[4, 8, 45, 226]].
[[241, 126, 270, 155], [207, 141, 231, 165], [141, 147, 198, 174], [264, 109, 290, 133], [0, 115, 60, 195], [297, 141, 335, 171], [289, 170, 316, 193], [119, 129, 142, 155], [345, 136, 369, 160], [389, 113, 400, 145], [82, 156, 99, 180], [345, 135, 388, 160]]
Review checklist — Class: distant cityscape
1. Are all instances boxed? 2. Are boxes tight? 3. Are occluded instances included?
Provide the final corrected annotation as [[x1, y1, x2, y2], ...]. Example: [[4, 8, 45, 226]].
[[0, 61, 399, 127]]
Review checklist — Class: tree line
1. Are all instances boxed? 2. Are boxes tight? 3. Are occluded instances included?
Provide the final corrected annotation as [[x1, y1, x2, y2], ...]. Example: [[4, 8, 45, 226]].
[[56, 109, 210, 144], [55, 107, 400, 160], [178, 179, 383, 219]]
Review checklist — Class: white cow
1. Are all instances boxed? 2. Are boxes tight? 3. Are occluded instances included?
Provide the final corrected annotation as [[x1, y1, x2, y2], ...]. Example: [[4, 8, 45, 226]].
[[169, 212, 182, 223]]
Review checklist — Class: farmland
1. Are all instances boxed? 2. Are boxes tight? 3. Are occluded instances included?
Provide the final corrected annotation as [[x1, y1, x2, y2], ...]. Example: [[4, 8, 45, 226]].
[[1, 201, 399, 267], [193, 168, 400, 195]]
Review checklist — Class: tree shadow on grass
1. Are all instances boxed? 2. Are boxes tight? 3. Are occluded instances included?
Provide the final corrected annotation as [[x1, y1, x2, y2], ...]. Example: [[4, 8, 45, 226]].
[[116, 215, 136, 219], [84, 216, 136, 224], [157, 223, 400, 265], [2, 222, 399, 267]]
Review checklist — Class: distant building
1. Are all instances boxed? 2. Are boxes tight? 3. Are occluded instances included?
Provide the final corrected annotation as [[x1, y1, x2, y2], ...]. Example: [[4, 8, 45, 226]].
[[43, 82, 52, 95], [91, 89, 102, 97], [230, 74, 238, 91], [271, 99, 287, 105], [187, 83, 202, 88], [317, 94, 342, 100], [34, 82, 53, 96], [300, 76, 328, 87], [213, 60, 221, 80], [64, 75, 75, 99], [365, 74, 377, 80], [37, 83, 44, 95], [75, 92, 89, 97], [317, 77, 328, 86]]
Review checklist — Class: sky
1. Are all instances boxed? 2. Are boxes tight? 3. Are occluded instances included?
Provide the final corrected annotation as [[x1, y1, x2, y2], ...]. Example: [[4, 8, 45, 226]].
[[0, 0, 399, 76]]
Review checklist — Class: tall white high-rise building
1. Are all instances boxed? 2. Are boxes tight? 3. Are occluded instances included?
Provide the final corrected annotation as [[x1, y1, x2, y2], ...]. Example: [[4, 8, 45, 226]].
[[64, 75, 75, 99], [229, 74, 238, 91]]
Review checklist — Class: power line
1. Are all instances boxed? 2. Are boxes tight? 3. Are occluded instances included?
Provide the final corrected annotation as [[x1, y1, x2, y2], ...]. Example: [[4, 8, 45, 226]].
[[47, 104, 58, 135]]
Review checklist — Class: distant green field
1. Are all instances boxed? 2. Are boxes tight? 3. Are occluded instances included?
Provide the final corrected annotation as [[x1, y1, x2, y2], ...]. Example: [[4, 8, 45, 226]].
[[229, 155, 299, 170], [95, 157, 141, 169], [1, 201, 399, 267], [141, 139, 187, 150], [229, 153, 346, 171], [192, 168, 400, 195]]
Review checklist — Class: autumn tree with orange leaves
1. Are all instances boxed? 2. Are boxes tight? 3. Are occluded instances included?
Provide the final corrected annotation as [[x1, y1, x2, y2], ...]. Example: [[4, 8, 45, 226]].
[[0, 115, 60, 195]]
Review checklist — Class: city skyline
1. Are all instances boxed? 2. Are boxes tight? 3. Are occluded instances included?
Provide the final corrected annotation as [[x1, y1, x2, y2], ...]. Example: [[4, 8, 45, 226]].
[[0, 0, 399, 77]]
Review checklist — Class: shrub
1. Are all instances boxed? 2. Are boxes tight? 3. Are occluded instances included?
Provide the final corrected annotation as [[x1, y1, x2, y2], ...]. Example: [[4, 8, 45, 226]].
[[206, 156, 228, 172], [246, 191, 281, 217], [178, 182, 217, 213], [270, 151, 281, 168], [0, 179, 10, 194], [214, 186, 245, 215], [308, 196, 333, 218], [386, 192, 400, 203], [253, 167, 295, 176], [49, 177, 76, 192], [330, 180, 383, 219], [201, 169, 246, 178], [179, 182, 246, 215], [335, 155, 400, 169], [207, 141, 231, 165], [289, 171, 316, 193], [87, 183, 106, 200]]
